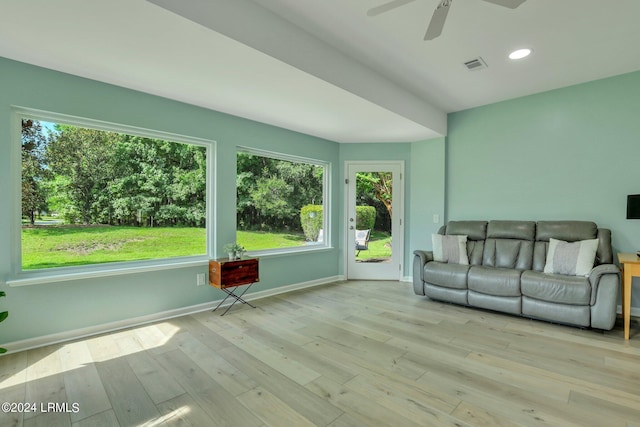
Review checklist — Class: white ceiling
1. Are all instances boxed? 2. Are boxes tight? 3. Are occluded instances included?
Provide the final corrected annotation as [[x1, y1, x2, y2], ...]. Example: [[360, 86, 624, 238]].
[[1, 0, 640, 143]]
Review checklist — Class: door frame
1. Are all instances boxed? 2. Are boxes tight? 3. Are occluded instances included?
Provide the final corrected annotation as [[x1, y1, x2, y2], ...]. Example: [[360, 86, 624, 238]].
[[344, 160, 404, 280]]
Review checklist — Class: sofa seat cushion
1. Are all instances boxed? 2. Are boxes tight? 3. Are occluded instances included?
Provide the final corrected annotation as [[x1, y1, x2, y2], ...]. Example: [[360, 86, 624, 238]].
[[522, 297, 590, 327], [424, 262, 470, 290], [468, 291, 521, 315], [468, 266, 522, 297], [521, 270, 591, 305]]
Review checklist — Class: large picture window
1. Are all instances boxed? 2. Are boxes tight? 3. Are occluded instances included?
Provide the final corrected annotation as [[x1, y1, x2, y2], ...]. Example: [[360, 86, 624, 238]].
[[18, 110, 211, 272], [236, 148, 328, 253]]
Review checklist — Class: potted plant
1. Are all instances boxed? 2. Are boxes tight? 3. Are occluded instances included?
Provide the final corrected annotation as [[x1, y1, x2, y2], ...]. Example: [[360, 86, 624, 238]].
[[223, 242, 245, 260], [0, 291, 7, 354]]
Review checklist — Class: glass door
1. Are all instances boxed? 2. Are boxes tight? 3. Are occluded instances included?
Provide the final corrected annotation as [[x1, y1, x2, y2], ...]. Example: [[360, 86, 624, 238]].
[[346, 161, 403, 280]]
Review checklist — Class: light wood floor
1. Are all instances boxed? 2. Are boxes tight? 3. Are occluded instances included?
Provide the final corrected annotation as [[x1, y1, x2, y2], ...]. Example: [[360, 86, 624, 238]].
[[1, 280, 640, 426]]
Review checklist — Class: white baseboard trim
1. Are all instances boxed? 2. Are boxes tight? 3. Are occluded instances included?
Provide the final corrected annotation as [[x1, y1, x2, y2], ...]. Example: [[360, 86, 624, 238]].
[[4, 275, 343, 354], [401, 276, 413, 282], [617, 305, 640, 317]]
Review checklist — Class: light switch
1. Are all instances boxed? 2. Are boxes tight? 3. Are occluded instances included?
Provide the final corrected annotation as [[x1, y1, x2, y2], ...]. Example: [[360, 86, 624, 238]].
[[433, 214, 440, 223]]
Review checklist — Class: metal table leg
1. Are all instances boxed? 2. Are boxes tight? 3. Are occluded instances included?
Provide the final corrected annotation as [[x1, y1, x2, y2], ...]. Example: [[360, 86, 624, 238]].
[[212, 283, 256, 316]]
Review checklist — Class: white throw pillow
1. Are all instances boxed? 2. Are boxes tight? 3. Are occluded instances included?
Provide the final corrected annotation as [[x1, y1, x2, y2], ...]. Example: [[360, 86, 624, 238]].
[[432, 234, 469, 265], [544, 238, 599, 276]]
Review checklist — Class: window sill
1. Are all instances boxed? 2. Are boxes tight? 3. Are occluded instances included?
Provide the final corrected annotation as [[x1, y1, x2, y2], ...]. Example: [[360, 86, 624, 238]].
[[5, 257, 210, 287], [245, 244, 334, 259], [6, 246, 336, 287]]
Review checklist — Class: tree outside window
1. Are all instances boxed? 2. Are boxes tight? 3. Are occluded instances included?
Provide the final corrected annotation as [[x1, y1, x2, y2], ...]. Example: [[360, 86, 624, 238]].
[[20, 116, 210, 271], [236, 150, 327, 252]]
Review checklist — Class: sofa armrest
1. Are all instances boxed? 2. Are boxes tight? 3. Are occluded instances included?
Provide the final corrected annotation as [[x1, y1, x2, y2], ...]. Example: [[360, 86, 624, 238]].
[[588, 264, 620, 305], [413, 250, 434, 296], [413, 250, 433, 281]]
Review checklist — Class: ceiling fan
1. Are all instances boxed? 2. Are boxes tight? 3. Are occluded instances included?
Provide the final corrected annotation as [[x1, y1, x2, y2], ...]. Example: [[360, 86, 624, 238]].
[[367, 0, 526, 41]]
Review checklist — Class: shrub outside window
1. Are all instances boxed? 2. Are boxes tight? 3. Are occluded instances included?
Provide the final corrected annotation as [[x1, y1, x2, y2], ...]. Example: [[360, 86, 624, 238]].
[[236, 148, 328, 253]]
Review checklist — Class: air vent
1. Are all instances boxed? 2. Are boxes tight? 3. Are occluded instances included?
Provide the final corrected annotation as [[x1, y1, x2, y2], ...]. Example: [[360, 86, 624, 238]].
[[463, 57, 487, 71]]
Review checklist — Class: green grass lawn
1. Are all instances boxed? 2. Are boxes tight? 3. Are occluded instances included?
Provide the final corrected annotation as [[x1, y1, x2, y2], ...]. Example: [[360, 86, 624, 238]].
[[237, 230, 306, 251], [22, 225, 206, 270], [22, 225, 392, 270], [356, 230, 392, 261]]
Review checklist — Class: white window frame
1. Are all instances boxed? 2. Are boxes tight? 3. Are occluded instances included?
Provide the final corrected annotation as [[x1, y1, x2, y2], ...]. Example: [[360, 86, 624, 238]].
[[7, 107, 216, 287], [236, 146, 331, 256]]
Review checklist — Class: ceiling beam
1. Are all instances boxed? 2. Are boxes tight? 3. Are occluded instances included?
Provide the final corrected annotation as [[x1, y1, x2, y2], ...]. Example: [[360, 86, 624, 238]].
[[147, 0, 447, 137]]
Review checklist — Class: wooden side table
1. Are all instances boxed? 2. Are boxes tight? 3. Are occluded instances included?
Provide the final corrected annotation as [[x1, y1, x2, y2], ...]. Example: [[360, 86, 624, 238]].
[[209, 257, 259, 316], [617, 253, 639, 339]]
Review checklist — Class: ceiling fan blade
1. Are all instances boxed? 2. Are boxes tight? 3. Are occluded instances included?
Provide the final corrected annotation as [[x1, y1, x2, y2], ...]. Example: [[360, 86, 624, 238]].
[[367, 0, 417, 17], [424, 0, 452, 41], [481, 0, 526, 9]]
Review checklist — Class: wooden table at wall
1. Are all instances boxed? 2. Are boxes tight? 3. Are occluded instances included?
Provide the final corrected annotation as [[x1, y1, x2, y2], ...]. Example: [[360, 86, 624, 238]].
[[617, 253, 639, 340], [209, 257, 260, 316]]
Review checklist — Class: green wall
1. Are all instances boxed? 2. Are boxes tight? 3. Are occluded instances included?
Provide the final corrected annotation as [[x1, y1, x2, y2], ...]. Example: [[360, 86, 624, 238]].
[[446, 70, 640, 308], [409, 138, 446, 254], [0, 57, 341, 344]]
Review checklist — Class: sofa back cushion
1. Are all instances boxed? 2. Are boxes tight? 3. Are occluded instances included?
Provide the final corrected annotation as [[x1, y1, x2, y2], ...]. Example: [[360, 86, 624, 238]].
[[532, 221, 611, 271], [482, 221, 535, 270], [440, 220, 613, 272], [445, 221, 487, 265]]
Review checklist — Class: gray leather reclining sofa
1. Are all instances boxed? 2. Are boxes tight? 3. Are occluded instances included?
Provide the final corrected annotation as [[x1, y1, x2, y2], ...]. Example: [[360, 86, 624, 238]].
[[413, 220, 620, 330]]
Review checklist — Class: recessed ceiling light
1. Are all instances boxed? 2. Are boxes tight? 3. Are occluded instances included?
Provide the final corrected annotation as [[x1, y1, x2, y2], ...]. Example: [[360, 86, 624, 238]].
[[509, 48, 532, 60]]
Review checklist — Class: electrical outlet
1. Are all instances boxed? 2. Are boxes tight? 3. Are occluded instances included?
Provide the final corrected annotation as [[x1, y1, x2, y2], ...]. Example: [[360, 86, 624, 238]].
[[196, 273, 206, 286], [433, 214, 440, 224]]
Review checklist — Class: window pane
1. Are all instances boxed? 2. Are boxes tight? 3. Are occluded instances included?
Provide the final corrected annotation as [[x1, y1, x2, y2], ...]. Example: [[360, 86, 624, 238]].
[[21, 118, 208, 270], [355, 171, 392, 263], [236, 151, 325, 251]]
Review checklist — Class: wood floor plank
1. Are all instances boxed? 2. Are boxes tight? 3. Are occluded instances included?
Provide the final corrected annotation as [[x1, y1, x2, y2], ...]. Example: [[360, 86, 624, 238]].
[[305, 375, 424, 427], [238, 386, 318, 427], [219, 305, 318, 346], [420, 372, 575, 426], [217, 345, 344, 426], [125, 350, 186, 405], [302, 311, 393, 343], [0, 350, 27, 427], [154, 348, 263, 427], [343, 374, 466, 426], [24, 346, 66, 421], [59, 342, 111, 424], [86, 332, 128, 362], [95, 357, 159, 426], [240, 324, 357, 385], [567, 390, 640, 426], [169, 315, 234, 352], [466, 350, 640, 409], [216, 324, 322, 386], [24, 410, 70, 427], [296, 317, 408, 367], [168, 330, 257, 396], [327, 412, 372, 427], [132, 324, 177, 355], [450, 401, 522, 427], [416, 357, 593, 426], [24, 374, 68, 422], [301, 339, 429, 390], [71, 409, 119, 427], [154, 393, 216, 427], [0, 349, 28, 387]]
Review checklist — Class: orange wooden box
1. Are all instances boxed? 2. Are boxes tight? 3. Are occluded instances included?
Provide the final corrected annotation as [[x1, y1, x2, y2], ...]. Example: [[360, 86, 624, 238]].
[[209, 257, 259, 289]]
